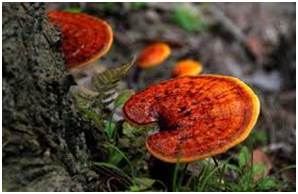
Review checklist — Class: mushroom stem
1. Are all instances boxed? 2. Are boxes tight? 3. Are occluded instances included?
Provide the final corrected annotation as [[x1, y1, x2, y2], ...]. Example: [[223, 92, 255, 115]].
[[149, 156, 176, 191], [131, 66, 141, 90]]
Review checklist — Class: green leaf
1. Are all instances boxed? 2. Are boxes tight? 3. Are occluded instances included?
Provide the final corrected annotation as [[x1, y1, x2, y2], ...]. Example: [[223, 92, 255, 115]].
[[108, 149, 124, 166], [73, 87, 98, 109], [252, 163, 267, 176], [114, 89, 134, 108], [256, 177, 276, 190], [93, 162, 133, 182], [238, 146, 249, 169], [89, 57, 135, 109], [92, 57, 136, 92], [130, 177, 155, 191], [123, 121, 136, 138], [198, 157, 232, 192], [72, 86, 107, 122], [104, 142, 135, 176], [83, 109, 103, 121], [239, 163, 267, 191], [105, 121, 116, 140]]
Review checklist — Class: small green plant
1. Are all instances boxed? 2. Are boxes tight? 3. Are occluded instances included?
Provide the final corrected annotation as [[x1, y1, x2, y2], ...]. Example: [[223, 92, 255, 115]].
[[73, 57, 135, 139]]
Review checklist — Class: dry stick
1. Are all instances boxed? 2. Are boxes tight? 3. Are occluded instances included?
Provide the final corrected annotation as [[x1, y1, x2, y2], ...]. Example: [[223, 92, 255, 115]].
[[208, 4, 246, 44], [208, 4, 258, 62]]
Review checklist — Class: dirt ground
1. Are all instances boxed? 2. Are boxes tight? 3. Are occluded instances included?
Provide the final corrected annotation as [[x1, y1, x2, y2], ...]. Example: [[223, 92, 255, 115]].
[[48, 2, 296, 187]]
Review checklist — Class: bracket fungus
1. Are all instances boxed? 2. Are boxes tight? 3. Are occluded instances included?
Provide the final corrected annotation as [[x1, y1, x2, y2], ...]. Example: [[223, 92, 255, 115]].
[[48, 11, 113, 69], [123, 75, 260, 163], [172, 59, 203, 77], [137, 43, 171, 69]]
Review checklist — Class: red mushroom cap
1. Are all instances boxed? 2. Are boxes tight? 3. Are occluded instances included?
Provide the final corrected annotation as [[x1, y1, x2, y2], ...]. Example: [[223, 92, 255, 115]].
[[123, 75, 260, 163], [48, 11, 113, 69], [172, 59, 203, 77], [137, 43, 171, 69]]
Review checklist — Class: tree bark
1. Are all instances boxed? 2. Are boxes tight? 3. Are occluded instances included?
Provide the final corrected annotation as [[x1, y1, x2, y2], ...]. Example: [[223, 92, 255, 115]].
[[2, 3, 101, 191]]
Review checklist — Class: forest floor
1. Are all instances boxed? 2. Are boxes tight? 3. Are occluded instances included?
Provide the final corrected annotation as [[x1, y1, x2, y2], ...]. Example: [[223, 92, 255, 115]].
[[46, 2, 296, 191]]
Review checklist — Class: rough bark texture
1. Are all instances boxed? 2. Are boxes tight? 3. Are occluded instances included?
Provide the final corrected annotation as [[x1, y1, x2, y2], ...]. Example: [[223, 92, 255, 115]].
[[2, 3, 100, 191]]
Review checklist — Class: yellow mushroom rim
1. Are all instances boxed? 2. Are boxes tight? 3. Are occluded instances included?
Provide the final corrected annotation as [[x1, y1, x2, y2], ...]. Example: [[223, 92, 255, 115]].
[[172, 59, 203, 77], [123, 74, 260, 163], [137, 43, 171, 69]]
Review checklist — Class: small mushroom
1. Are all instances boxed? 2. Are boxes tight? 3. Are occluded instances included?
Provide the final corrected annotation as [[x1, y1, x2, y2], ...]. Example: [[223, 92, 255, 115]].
[[130, 42, 171, 90], [123, 75, 260, 163], [172, 59, 203, 77], [137, 42, 171, 69], [47, 11, 113, 69]]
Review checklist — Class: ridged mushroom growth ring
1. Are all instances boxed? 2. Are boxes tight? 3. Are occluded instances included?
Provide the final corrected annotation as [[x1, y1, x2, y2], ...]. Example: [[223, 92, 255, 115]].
[[123, 75, 260, 163]]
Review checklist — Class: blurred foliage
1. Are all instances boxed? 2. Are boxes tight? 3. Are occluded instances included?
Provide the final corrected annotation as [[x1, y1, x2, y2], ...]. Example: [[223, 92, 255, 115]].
[[245, 130, 269, 148], [97, 2, 119, 13], [130, 2, 147, 10], [172, 4, 209, 33], [238, 146, 250, 169], [2, 182, 6, 192], [64, 7, 84, 13]]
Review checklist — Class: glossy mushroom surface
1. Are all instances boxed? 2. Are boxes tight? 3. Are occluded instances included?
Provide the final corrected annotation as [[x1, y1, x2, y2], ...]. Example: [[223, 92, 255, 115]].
[[137, 43, 171, 69], [48, 11, 113, 69], [172, 60, 203, 77], [123, 75, 260, 163]]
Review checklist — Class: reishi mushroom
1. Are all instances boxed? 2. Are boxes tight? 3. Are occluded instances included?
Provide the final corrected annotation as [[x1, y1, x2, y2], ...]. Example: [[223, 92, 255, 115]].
[[130, 42, 171, 90], [47, 11, 113, 69], [137, 42, 171, 69], [123, 75, 260, 163], [172, 59, 203, 77]]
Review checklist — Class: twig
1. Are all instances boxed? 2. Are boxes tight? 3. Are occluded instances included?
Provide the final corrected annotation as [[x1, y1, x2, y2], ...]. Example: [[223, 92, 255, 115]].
[[208, 4, 247, 44]]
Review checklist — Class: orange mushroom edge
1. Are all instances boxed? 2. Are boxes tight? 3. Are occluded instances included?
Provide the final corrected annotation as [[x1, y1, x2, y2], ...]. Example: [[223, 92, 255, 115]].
[[123, 75, 260, 163], [47, 11, 113, 69], [172, 59, 203, 77], [137, 43, 171, 69]]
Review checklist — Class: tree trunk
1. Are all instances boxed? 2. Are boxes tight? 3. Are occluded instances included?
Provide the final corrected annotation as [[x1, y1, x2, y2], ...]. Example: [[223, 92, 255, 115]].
[[2, 3, 101, 191]]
